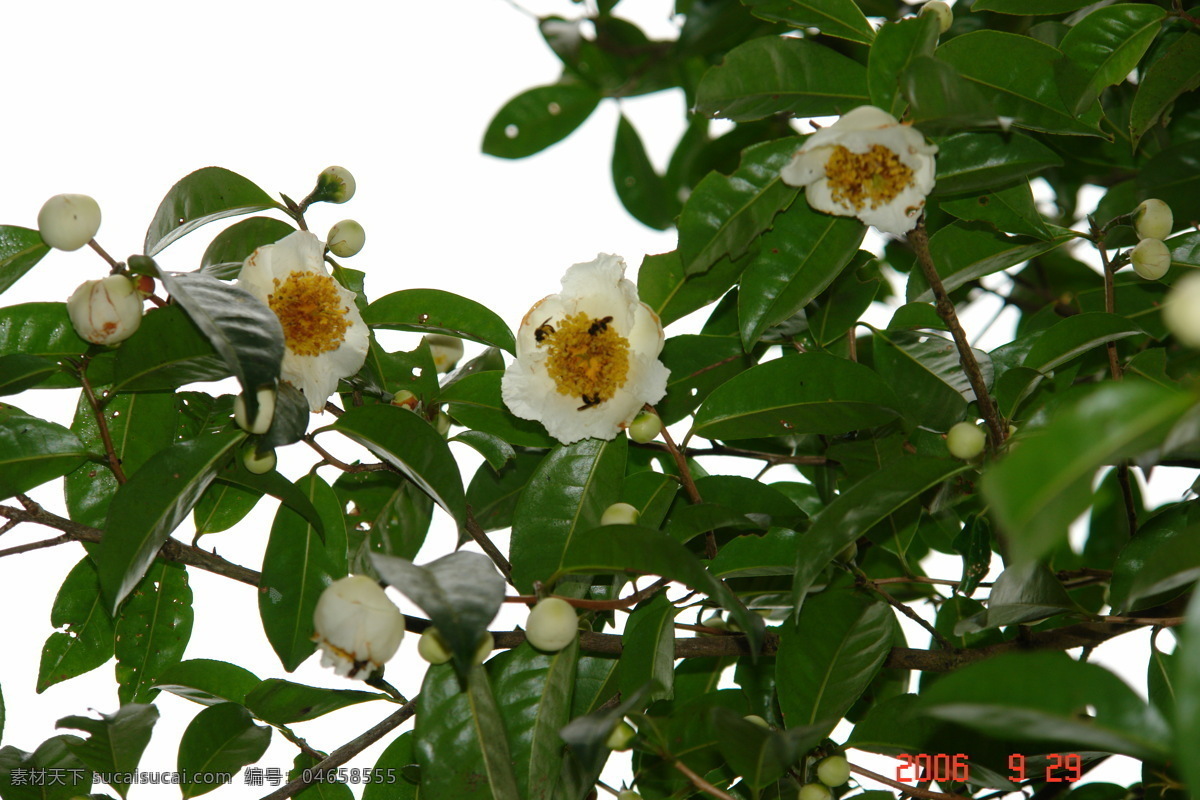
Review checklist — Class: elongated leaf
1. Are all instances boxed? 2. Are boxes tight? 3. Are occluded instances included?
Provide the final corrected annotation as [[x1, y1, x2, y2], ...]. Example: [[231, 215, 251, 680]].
[[510, 436, 626, 593], [637, 249, 748, 327], [973, 0, 1098, 14], [482, 82, 602, 159], [332, 403, 466, 523], [657, 334, 755, 425], [0, 303, 88, 370], [692, 352, 901, 440], [115, 561, 193, 704], [1111, 513, 1200, 613], [364, 289, 516, 354], [0, 354, 57, 395], [466, 449, 545, 533], [373, 551, 505, 675], [1175, 590, 1200, 793], [1057, 4, 1165, 114], [743, 0, 875, 44], [710, 527, 800, 578], [873, 330, 984, 430], [1131, 29, 1200, 145], [96, 429, 245, 613], [975, 562, 1080, 630], [613, 115, 675, 230], [145, 167, 280, 256], [199, 216, 296, 277], [694, 36, 869, 121], [38, 558, 116, 693], [451, 429, 515, 471], [244, 680, 383, 724], [0, 404, 88, 500], [940, 180, 1050, 239], [737, 198, 866, 346], [1022, 312, 1145, 373], [193, 479, 261, 536], [336, 469, 434, 572], [177, 703, 270, 798], [900, 56, 997, 135], [868, 14, 939, 116], [363, 732, 419, 800], [110, 305, 229, 392], [934, 132, 1063, 196], [620, 594, 678, 704], [0, 225, 50, 296], [984, 382, 1194, 564], [678, 138, 800, 276], [57, 705, 158, 799], [441, 371, 556, 448], [153, 659, 262, 707], [0, 736, 94, 799], [260, 473, 346, 672]]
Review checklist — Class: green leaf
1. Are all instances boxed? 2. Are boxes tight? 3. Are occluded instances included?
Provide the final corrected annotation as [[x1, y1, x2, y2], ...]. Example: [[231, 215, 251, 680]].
[[711, 707, 827, 789], [115, 561, 193, 705], [145, 167, 281, 256], [1175, 590, 1200, 793], [868, 15, 940, 116], [57, 705, 158, 799], [176, 703, 270, 798], [933, 132, 1064, 196], [973, 0, 1098, 14], [1022, 312, 1145, 373], [451, 429, 516, 471], [900, 56, 997, 135], [331, 403, 466, 523], [0, 354, 58, 395], [373, 551, 506, 675], [694, 36, 869, 121], [482, 82, 602, 159], [199, 216, 296, 278], [218, 456, 329, 540], [441, 371, 556, 448], [1110, 511, 1200, 613], [657, 334, 755, 425], [0, 736, 94, 799], [363, 731, 419, 800], [153, 659, 262, 707], [192, 479, 261, 536], [364, 289, 516, 354], [742, 0, 875, 44], [918, 651, 1171, 761], [691, 352, 901, 440], [0, 226, 50, 296], [983, 382, 1194, 565], [260, 473, 346, 671], [243, 680, 384, 724], [96, 429, 244, 613], [976, 562, 1080, 629], [37, 558, 115, 693], [466, 450, 545, 533], [0, 303, 89, 381], [1130, 29, 1200, 145], [940, 180, 1051, 239], [613, 115, 676, 230], [620, 594, 678, 704], [736, 197, 866, 346], [936, 31, 1104, 136], [678, 138, 800, 276], [873, 329, 986, 431], [637, 249, 748, 327], [1136, 140, 1200, 236], [110, 306, 230, 392], [793, 456, 968, 614], [0, 404, 88, 500], [1057, 4, 1165, 115], [336, 469, 434, 571], [710, 527, 800, 578]]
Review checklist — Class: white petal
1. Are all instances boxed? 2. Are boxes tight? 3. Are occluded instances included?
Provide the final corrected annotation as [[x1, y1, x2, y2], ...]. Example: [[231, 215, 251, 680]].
[[803, 178, 859, 220], [780, 147, 831, 188], [627, 302, 666, 358]]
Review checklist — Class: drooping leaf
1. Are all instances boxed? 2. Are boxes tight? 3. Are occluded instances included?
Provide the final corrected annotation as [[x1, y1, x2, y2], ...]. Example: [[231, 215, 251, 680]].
[[1130, 28, 1200, 145], [742, 0, 875, 44], [620, 594, 678, 704], [37, 558, 116, 694], [482, 82, 602, 160], [364, 288, 516, 354], [153, 659, 262, 707], [176, 703, 270, 798], [243, 679, 384, 725], [145, 167, 281, 256], [0, 404, 88, 501], [1057, 4, 1165, 115], [0, 226, 50, 296], [612, 115, 676, 230], [57, 704, 158, 799], [114, 561, 193, 705]]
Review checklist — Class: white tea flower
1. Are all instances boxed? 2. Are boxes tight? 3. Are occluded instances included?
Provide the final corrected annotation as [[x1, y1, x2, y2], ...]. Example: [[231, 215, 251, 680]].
[[312, 575, 405, 679]]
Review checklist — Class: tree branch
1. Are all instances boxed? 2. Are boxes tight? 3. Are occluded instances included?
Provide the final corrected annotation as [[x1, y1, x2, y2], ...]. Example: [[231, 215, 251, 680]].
[[649, 404, 714, 559], [464, 506, 514, 583], [80, 357, 127, 484], [850, 763, 961, 800]]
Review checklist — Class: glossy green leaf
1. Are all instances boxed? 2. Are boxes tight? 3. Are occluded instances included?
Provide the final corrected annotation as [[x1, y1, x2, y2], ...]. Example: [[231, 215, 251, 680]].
[[1134, 140, 1200, 237], [361, 336, 440, 405], [637, 249, 747, 327], [110, 306, 229, 392], [694, 36, 869, 121], [244, 680, 384, 724], [145, 167, 281, 256], [940, 180, 1051, 239], [873, 329, 986, 430], [218, 458, 327, 540], [451, 429, 515, 471], [465, 449, 545, 533], [900, 56, 997, 135], [364, 289, 516, 354], [441, 371, 556, 448], [37, 558, 116, 693], [153, 659, 262, 707], [793, 457, 968, 613], [737, 197, 866, 346], [96, 429, 244, 612], [933, 131, 1064, 197], [199, 216, 295, 278], [710, 527, 799, 578], [984, 382, 1194, 564], [1110, 511, 1200, 613], [260, 473, 346, 672], [192, 479, 261, 536], [1022, 312, 1145, 373], [336, 469, 435, 571], [373, 551, 506, 675], [0, 736, 94, 799], [613, 115, 675, 230], [1175, 590, 1200, 793], [332, 403, 466, 523], [482, 82, 602, 159], [887, 301, 947, 331], [176, 703, 270, 798], [918, 651, 1170, 760], [657, 334, 755, 425], [975, 562, 1080, 629], [362, 731, 419, 800], [0, 303, 88, 375], [692, 352, 901, 440], [0, 353, 57, 395], [868, 14, 939, 116], [711, 707, 827, 789], [57, 705, 158, 799], [742, 0, 875, 44], [620, 594, 678, 704], [1130, 29, 1200, 145], [115, 561, 193, 705], [777, 589, 892, 735], [678, 138, 799, 276], [510, 436, 626, 593], [936, 31, 1103, 136], [1057, 4, 1165, 114], [973, 0, 1098, 14], [0, 226, 50, 296], [0, 404, 88, 500]]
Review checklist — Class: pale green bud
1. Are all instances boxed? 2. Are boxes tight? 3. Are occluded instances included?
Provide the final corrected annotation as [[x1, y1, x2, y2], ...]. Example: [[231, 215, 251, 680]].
[[327, 219, 365, 257], [919, 1, 953, 33], [600, 502, 639, 526], [314, 166, 356, 204], [1134, 198, 1173, 241], [39, 193, 101, 251], [525, 597, 578, 652], [1131, 237, 1170, 281], [946, 421, 985, 460], [234, 387, 277, 435], [817, 755, 851, 787], [628, 409, 663, 443]]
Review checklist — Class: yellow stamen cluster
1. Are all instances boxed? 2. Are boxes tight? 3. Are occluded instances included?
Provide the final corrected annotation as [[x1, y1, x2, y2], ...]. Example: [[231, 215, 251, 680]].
[[824, 144, 914, 211], [268, 271, 350, 357], [539, 311, 630, 407]]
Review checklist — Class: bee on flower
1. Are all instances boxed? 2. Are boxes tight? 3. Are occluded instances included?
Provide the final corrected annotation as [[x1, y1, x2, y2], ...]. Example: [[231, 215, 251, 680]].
[[781, 106, 938, 235], [501, 254, 669, 444]]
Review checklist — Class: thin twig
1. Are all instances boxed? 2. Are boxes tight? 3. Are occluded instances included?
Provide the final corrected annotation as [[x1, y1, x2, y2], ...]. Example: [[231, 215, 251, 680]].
[[464, 507, 513, 582], [501, 578, 670, 611], [873, 575, 993, 589], [855, 568, 953, 650], [671, 757, 738, 800], [850, 763, 962, 800], [0, 533, 72, 558], [88, 239, 120, 269], [303, 435, 391, 473], [80, 358, 127, 484], [631, 440, 829, 466], [650, 404, 713, 558]]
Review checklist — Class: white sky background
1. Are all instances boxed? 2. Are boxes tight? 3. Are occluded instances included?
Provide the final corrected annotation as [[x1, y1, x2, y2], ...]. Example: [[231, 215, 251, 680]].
[[0, 0, 1182, 797]]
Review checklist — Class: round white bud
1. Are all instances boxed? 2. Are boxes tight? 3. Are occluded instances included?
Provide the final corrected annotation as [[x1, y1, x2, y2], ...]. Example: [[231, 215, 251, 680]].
[[38, 194, 101, 251], [1134, 199, 1173, 241], [242, 447, 276, 475], [919, 0, 953, 33], [316, 166, 356, 204], [946, 421, 986, 460], [313, 575, 405, 679], [525, 597, 578, 652], [425, 334, 465, 373], [327, 220, 365, 258], [66, 275, 143, 345], [234, 387, 277, 435], [1131, 237, 1171, 281], [1164, 271, 1200, 347], [817, 755, 851, 787], [600, 502, 640, 527]]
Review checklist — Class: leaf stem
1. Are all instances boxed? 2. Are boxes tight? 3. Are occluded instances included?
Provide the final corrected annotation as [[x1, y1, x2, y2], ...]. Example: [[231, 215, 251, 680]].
[[853, 566, 953, 650], [303, 435, 391, 473], [670, 757, 738, 800], [88, 238, 120, 270], [649, 404, 714, 558], [79, 357, 127, 484], [465, 507, 514, 583]]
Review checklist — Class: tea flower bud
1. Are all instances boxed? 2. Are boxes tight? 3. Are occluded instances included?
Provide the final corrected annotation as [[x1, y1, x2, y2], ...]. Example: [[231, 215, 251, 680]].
[[315, 166, 356, 204], [1134, 199, 1173, 241], [606, 721, 636, 751], [946, 421, 985, 460], [817, 755, 851, 787], [744, 714, 770, 728], [234, 387, 277, 435], [628, 409, 662, 443], [919, 1, 953, 33], [242, 447, 276, 475], [313, 575, 405, 679], [600, 502, 639, 527], [1164, 271, 1200, 347], [391, 389, 419, 410], [617, 792, 642, 800], [418, 627, 493, 666], [425, 334, 465, 373], [525, 597, 578, 652], [66, 275, 143, 345], [1131, 238, 1170, 281], [327, 219, 365, 258], [38, 194, 101, 251], [799, 784, 832, 800]]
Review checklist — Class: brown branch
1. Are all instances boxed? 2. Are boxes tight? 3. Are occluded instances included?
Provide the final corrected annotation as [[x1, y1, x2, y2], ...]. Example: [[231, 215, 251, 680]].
[[303, 435, 390, 473], [650, 404, 713, 559], [464, 507, 513, 582], [0, 533, 72, 558], [855, 568, 952, 650], [80, 359, 127, 484], [850, 763, 961, 800], [88, 239, 120, 269], [671, 757, 738, 800], [258, 700, 416, 800], [908, 222, 1006, 451], [501, 578, 670, 611], [631, 440, 829, 467]]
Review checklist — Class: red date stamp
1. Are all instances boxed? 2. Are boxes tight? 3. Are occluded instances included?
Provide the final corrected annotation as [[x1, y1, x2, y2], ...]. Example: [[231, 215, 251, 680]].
[[895, 754, 1084, 784]]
